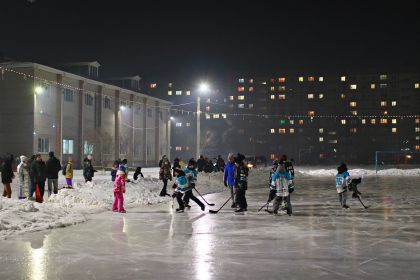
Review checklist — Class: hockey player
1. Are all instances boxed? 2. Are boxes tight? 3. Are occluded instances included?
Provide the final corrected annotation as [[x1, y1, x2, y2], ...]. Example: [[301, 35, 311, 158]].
[[172, 167, 192, 213], [224, 153, 237, 208], [182, 159, 205, 211], [270, 164, 293, 215], [234, 153, 249, 214], [336, 162, 351, 209], [266, 160, 279, 209]]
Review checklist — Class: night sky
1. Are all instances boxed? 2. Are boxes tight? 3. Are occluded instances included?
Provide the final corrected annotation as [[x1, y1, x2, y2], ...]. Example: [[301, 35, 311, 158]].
[[1, 0, 420, 81]]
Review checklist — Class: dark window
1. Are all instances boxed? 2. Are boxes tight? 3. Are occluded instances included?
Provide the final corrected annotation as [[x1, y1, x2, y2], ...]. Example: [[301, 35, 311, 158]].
[[64, 88, 74, 102]]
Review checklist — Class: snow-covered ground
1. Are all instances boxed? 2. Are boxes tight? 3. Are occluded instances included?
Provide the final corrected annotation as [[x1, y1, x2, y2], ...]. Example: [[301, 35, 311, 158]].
[[1, 166, 419, 239]]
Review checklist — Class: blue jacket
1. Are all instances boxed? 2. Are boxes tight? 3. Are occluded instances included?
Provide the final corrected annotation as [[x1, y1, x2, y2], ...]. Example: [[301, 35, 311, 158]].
[[335, 171, 350, 193], [184, 167, 197, 184], [175, 175, 192, 193], [271, 170, 292, 197], [224, 162, 236, 187]]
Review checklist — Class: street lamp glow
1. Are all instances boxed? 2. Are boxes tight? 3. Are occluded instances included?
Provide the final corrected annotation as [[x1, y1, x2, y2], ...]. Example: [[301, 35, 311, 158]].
[[199, 83, 210, 93], [170, 116, 174, 120], [35, 86, 44, 94], [120, 105, 125, 110]]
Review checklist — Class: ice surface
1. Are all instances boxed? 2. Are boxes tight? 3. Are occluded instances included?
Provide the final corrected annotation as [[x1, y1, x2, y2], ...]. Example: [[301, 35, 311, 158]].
[[0, 169, 419, 280]]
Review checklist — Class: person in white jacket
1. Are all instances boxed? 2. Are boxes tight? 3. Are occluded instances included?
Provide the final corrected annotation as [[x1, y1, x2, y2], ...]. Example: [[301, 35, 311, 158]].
[[17, 155, 30, 199]]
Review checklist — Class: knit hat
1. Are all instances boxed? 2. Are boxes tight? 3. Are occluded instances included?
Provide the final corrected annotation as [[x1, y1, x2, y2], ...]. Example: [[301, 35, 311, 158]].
[[20, 155, 28, 162], [188, 158, 196, 166], [87, 154, 93, 160]]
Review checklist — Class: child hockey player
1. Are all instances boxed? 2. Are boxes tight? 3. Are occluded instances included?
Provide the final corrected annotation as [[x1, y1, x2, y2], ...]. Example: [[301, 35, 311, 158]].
[[113, 166, 126, 213], [234, 153, 249, 214], [133, 166, 144, 181], [183, 159, 205, 211], [224, 153, 237, 208], [270, 164, 293, 215], [266, 160, 279, 208], [172, 167, 192, 213], [336, 162, 351, 209]]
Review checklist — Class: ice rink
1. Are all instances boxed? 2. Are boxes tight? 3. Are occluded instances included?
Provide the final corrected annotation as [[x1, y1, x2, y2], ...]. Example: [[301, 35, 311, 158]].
[[1, 175, 419, 279]]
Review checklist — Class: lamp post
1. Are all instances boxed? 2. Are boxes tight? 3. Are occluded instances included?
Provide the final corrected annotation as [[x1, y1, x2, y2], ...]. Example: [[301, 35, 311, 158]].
[[196, 83, 210, 159]]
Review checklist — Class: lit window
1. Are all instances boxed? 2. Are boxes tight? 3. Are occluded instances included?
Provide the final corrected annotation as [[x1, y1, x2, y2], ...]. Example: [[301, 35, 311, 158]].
[[416, 145, 420, 150], [205, 114, 211, 119], [350, 84, 357, 90], [279, 86, 286, 91], [249, 79, 254, 84], [168, 91, 172, 96], [341, 76, 346, 81], [392, 119, 397, 124], [380, 83, 387, 89], [391, 101, 397, 107], [270, 95, 275, 100], [249, 87, 254, 92], [290, 128, 295, 134], [238, 86, 245, 92], [319, 153, 325, 159], [168, 83, 172, 88], [150, 83, 157, 89], [270, 154, 275, 160], [341, 119, 346, 125], [308, 76, 315, 82], [176, 122, 182, 127], [416, 119, 420, 124], [270, 129, 275, 134], [186, 91, 191, 96], [279, 128, 286, 134], [307, 94, 314, 99], [319, 94, 324, 99], [279, 95, 286, 100], [319, 137, 324, 142], [176, 90, 182, 95], [175, 146, 182, 151], [329, 131, 337, 135], [329, 140, 338, 144], [238, 78, 244, 83], [351, 110, 357, 116], [298, 77, 304, 82], [350, 128, 357, 133], [290, 120, 294, 125], [238, 104, 244, 109], [319, 77, 324, 82], [415, 83, 419, 89], [229, 96, 234, 100], [62, 139, 74, 154], [341, 94, 346, 99], [371, 83, 376, 89], [362, 119, 366, 124], [384, 111, 388, 115], [299, 120, 304, 125], [417, 136, 420, 140], [238, 95, 245, 100], [205, 106, 210, 112], [213, 114, 220, 119], [350, 101, 357, 107], [392, 128, 397, 133], [371, 119, 376, 124], [279, 77, 286, 83], [415, 127, 420, 133], [381, 101, 387, 107], [186, 123, 191, 127], [222, 114, 227, 119], [380, 74, 387, 80], [307, 111, 315, 117], [248, 104, 254, 109], [270, 86, 275, 91], [319, 128, 324, 133], [380, 119, 387, 124]]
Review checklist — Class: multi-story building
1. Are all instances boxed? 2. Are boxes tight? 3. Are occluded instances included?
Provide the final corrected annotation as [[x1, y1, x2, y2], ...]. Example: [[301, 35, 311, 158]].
[[0, 61, 171, 167]]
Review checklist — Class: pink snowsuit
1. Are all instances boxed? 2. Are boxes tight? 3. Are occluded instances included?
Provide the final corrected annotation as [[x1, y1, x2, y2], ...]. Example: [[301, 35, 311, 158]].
[[112, 174, 126, 212]]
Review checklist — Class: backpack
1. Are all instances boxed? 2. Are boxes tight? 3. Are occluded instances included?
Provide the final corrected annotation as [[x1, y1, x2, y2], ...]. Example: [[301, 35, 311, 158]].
[[62, 163, 67, 176]]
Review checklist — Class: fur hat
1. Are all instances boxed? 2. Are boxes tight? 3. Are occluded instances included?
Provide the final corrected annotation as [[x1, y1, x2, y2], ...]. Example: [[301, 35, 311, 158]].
[[20, 155, 28, 162]]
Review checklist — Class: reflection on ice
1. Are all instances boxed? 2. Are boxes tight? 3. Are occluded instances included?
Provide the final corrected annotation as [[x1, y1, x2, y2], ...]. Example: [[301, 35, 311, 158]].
[[29, 235, 47, 280], [193, 215, 213, 280]]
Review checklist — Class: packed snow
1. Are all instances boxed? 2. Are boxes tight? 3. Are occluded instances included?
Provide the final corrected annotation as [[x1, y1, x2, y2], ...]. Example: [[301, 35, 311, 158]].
[[1, 166, 419, 239]]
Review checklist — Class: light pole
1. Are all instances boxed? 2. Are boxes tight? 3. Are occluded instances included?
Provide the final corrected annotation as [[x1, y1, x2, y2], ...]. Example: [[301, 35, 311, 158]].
[[196, 83, 210, 159]]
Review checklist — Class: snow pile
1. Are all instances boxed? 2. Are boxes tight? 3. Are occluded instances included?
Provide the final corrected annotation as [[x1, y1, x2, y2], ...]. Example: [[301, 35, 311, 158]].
[[0, 168, 226, 239], [296, 167, 420, 177]]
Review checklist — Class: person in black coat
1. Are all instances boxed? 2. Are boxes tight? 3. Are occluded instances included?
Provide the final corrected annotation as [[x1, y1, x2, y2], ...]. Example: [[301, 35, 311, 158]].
[[196, 155, 206, 172], [46, 151, 61, 196], [1, 154, 15, 198], [31, 154, 47, 202], [83, 155, 97, 183]]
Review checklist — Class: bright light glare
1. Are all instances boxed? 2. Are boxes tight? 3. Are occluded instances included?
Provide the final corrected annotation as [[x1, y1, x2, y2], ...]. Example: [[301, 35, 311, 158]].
[[35, 86, 43, 94], [199, 83, 210, 93], [170, 116, 174, 120], [406, 155, 412, 159], [120, 105, 125, 110]]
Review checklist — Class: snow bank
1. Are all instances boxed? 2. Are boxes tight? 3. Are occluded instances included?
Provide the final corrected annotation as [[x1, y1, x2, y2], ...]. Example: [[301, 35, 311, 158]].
[[295, 167, 420, 177], [0, 168, 225, 239]]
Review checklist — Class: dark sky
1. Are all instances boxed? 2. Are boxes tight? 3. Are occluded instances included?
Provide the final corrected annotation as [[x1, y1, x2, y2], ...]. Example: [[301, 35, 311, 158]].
[[1, 0, 420, 81]]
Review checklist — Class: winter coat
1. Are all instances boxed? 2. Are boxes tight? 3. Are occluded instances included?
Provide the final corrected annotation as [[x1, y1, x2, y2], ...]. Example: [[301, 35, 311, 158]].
[[174, 175, 191, 193], [184, 167, 197, 185], [65, 162, 73, 179], [32, 160, 47, 184], [271, 170, 292, 197], [1, 158, 14, 184], [159, 162, 172, 180], [284, 160, 295, 180], [28, 156, 36, 183], [113, 174, 126, 193], [197, 158, 206, 172], [223, 161, 236, 187], [268, 167, 277, 190], [235, 164, 249, 190], [18, 162, 30, 189], [133, 171, 144, 180], [336, 171, 350, 193], [46, 156, 61, 179], [83, 159, 95, 180]]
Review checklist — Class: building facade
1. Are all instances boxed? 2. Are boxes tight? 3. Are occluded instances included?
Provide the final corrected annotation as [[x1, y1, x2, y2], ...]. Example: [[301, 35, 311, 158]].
[[0, 62, 171, 167]]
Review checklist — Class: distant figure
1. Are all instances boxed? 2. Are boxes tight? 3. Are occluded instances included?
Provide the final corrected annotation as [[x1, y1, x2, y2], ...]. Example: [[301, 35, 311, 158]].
[[46, 151, 61, 196], [133, 166, 144, 181], [234, 153, 248, 214], [63, 156, 74, 189], [216, 155, 225, 172], [17, 155, 30, 199], [113, 166, 126, 213], [1, 154, 15, 198], [158, 155, 167, 168], [336, 162, 351, 209], [159, 157, 172, 196], [196, 155, 206, 172], [31, 154, 47, 203], [266, 160, 279, 208], [271, 164, 293, 215], [204, 159, 214, 173], [224, 153, 237, 208], [172, 157, 180, 177], [83, 154, 97, 183]]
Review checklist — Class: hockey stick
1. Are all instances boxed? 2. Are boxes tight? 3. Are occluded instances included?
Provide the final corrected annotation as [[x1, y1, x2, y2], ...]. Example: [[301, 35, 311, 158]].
[[357, 196, 369, 209], [209, 197, 231, 214], [193, 187, 215, 206], [258, 202, 270, 212]]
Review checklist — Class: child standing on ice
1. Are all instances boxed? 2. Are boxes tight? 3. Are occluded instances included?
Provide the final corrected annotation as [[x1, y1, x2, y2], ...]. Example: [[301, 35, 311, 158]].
[[224, 153, 237, 208], [172, 167, 192, 213], [113, 166, 126, 213], [234, 153, 249, 214], [271, 164, 293, 215], [336, 162, 351, 209], [266, 160, 279, 208], [182, 159, 205, 211]]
